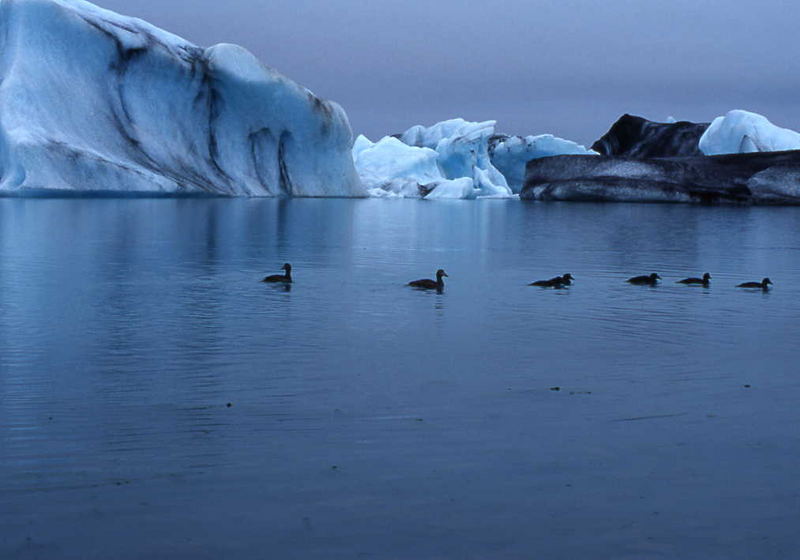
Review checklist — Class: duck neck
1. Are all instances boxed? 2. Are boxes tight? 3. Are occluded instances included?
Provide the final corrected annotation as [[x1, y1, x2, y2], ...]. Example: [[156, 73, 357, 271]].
[[285, 270, 292, 282], [436, 274, 444, 287]]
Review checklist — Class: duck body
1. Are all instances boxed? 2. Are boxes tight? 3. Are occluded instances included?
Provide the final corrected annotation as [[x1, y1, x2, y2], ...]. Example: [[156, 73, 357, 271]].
[[737, 277, 772, 290], [262, 263, 292, 283], [678, 272, 711, 286], [554, 273, 574, 286], [409, 269, 448, 291], [530, 273, 573, 288], [627, 273, 661, 285]]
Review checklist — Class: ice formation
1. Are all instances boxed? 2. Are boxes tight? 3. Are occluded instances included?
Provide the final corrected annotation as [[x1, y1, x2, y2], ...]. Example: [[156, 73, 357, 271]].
[[353, 118, 594, 199], [352, 135, 444, 198], [590, 114, 708, 159], [699, 110, 800, 156], [490, 134, 596, 192], [0, 0, 364, 196], [521, 151, 800, 205], [400, 119, 513, 198]]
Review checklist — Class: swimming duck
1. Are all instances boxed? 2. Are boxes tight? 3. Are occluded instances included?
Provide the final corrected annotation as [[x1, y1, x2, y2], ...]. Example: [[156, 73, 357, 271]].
[[408, 269, 448, 290], [262, 263, 292, 283], [677, 272, 711, 286], [530, 273, 573, 288], [627, 273, 661, 285], [556, 273, 574, 286], [737, 277, 772, 290]]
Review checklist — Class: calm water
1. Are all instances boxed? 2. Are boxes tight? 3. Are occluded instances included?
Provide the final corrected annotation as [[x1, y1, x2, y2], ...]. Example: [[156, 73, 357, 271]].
[[1, 198, 799, 559]]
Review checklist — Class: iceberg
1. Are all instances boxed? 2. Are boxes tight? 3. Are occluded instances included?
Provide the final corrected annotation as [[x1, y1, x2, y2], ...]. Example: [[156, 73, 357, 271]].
[[590, 114, 708, 159], [400, 119, 512, 198], [520, 151, 800, 205], [352, 118, 594, 199], [352, 135, 444, 198], [0, 0, 364, 196], [699, 110, 800, 156], [489, 134, 596, 193], [352, 134, 502, 199]]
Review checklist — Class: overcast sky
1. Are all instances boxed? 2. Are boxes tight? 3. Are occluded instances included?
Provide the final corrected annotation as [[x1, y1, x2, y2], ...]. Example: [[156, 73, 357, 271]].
[[100, 0, 800, 144]]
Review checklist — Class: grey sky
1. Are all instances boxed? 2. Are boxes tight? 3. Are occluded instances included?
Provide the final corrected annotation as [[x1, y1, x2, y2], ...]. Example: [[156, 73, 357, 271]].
[[100, 0, 800, 144]]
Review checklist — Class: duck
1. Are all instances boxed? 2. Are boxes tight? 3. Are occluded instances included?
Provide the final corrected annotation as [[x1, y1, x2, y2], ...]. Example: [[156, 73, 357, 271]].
[[627, 273, 661, 285], [262, 263, 292, 283], [677, 272, 711, 286], [530, 273, 573, 288], [408, 269, 448, 291], [556, 273, 574, 286], [737, 277, 772, 290]]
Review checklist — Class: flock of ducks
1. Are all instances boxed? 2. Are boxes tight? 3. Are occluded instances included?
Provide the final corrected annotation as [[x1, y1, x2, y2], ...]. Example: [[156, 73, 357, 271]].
[[262, 264, 773, 292]]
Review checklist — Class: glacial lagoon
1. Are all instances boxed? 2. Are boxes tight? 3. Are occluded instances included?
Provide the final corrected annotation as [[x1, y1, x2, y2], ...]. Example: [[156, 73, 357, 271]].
[[1, 198, 799, 559]]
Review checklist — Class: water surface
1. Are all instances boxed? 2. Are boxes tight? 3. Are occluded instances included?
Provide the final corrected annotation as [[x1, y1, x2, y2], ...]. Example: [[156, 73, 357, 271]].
[[1, 199, 799, 559]]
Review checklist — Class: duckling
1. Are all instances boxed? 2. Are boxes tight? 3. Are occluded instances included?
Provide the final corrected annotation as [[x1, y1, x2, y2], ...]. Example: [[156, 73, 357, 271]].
[[409, 269, 448, 291], [677, 272, 711, 286], [627, 273, 661, 285], [737, 277, 772, 290], [262, 263, 292, 283], [530, 273, 573, 288]]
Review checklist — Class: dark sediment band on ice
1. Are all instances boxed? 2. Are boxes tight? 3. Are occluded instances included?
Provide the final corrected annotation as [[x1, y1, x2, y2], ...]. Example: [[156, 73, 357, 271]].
[[521, 150, 800, 204]]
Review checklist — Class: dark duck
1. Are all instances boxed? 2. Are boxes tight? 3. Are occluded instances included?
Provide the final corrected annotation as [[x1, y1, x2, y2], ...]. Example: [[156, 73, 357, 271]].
[[530, 273, 573, 288], [627, 273, 661, 285], [677, 272, 711, 286], [408, 269, 448, 291], [737, 277, 772, 290], [262, 263, 292, 283]]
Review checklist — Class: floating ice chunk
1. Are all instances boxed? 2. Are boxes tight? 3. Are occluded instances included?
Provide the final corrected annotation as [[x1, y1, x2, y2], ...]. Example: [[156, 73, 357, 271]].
[[490, 134, 596, 193], [399, 119, 512, 198], [354, 118, 594, 199], [0, 0, 363, 196], [422, 178, 476, 199], [699, 110, 800, 155], [352, 135, 444, 198]]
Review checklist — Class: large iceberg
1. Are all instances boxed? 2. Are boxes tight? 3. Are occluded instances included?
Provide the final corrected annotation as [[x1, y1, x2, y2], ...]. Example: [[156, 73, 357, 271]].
[[699, 110, 800, 156], [489, 134, 595, 192], [0, 0, 364, 196]]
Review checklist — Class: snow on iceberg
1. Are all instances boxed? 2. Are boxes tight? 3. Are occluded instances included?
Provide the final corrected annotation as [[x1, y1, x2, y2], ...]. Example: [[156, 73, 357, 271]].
[[0, 0, 364, 196], [489, 134, 596, 193], [699, 110, 800, 156]]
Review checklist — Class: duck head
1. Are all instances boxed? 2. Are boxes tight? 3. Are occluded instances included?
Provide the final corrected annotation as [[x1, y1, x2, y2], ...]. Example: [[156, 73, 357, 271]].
[[282, 263, 292, 273], [650, 273, 661, 280], [703, 273, 711, 281], [562, 273, 574, 282], [763, 277, 772, 286], [436, 269, 449, 279]]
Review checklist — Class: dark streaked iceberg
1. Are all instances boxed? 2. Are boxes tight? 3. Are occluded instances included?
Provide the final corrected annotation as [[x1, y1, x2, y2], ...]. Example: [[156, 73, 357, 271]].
[[0, 0, 363, 196], [521, 151, 800, 204], [591, 114, 708, 158]]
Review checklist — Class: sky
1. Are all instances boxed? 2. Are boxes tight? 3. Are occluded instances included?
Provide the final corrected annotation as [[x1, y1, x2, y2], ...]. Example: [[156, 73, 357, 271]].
[[99, 0, 800, 145]]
